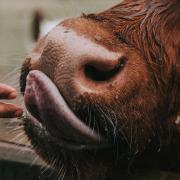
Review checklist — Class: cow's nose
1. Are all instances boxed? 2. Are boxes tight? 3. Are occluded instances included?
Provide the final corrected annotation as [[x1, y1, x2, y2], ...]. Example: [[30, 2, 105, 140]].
[[82, 56, 126, 82], [39, 25, 125, 99]]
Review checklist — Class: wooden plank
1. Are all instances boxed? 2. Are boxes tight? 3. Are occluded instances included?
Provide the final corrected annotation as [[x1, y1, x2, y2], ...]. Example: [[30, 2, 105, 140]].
[[0, 141, 56, 180], [0, 118, 29, 145], [0, 140, 44, 166]]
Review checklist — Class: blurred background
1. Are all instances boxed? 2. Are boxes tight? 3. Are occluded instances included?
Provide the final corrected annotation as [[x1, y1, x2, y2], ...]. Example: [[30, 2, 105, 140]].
[[0, 0, 120, 75], [0, 0, 179, 179]]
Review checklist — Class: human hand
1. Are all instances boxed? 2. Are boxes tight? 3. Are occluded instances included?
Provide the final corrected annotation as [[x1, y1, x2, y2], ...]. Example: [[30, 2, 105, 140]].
[[0, 83, 22, 118]]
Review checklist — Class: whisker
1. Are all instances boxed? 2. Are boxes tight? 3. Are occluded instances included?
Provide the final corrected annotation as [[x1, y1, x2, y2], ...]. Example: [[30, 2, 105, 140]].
[[8, 118, 22, 124], [11, 131, 26, 142], [0, 67, 21, 82], [40, 164, 52, 175], [7, 126, 24, 134], [88, 105, 92, 128], [15, 136, 28, 145], [31, 156, 40, 167], [94, 102, 109, 136]]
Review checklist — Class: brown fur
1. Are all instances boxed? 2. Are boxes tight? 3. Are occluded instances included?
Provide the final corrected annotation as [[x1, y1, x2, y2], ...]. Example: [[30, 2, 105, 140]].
[[21, 0, 180, 179]]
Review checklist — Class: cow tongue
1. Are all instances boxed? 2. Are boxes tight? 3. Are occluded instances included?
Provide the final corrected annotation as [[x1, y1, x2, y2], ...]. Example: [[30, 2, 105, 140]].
[[24, 70, 105, 145]]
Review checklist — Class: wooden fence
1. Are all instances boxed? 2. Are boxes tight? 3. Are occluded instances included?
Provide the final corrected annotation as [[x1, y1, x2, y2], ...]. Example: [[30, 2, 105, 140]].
[[0, 140, 56, 180]]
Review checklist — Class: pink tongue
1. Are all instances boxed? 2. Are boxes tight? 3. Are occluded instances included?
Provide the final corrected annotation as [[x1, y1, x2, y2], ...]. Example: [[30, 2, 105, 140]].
[[24, 70, 104, 144]]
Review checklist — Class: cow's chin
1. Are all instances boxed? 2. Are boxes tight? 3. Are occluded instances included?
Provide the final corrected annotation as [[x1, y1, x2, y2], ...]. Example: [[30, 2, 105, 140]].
[[23, 115, 116, 180]]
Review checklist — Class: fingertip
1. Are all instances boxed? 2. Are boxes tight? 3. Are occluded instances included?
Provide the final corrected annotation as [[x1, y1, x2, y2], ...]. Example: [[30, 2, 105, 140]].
[[8, 91, 17, 99], [15, 109, 23, 118], [8, 87, 16, 93], [0, 84, 17, 99], [0, 83, 16, 92]]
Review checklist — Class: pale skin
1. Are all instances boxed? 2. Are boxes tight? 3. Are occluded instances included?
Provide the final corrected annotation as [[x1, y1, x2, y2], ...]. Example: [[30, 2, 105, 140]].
[[0, 83, 22, 118]]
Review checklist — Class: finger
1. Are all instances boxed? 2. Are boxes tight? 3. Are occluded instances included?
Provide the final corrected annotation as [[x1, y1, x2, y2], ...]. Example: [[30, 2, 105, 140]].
[[0, 83, 17, 99], [0, 102, 23, 118]]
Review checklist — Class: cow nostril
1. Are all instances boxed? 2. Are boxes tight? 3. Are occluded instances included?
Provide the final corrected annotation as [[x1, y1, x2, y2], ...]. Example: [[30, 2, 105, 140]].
[[84, 57, 126, 82]]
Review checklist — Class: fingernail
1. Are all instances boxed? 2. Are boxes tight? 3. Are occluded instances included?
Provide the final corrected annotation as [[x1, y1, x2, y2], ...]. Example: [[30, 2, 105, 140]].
[[8, 91, 17, 99], [15, 109, 23, 117]]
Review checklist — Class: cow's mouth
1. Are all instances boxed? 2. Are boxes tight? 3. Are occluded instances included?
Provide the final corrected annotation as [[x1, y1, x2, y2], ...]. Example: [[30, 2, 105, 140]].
[[24, 70, 110, 150]]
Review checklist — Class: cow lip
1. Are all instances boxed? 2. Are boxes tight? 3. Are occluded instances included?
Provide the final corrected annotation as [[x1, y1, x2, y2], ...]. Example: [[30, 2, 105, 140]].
[[24, 70, 108, 148]]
